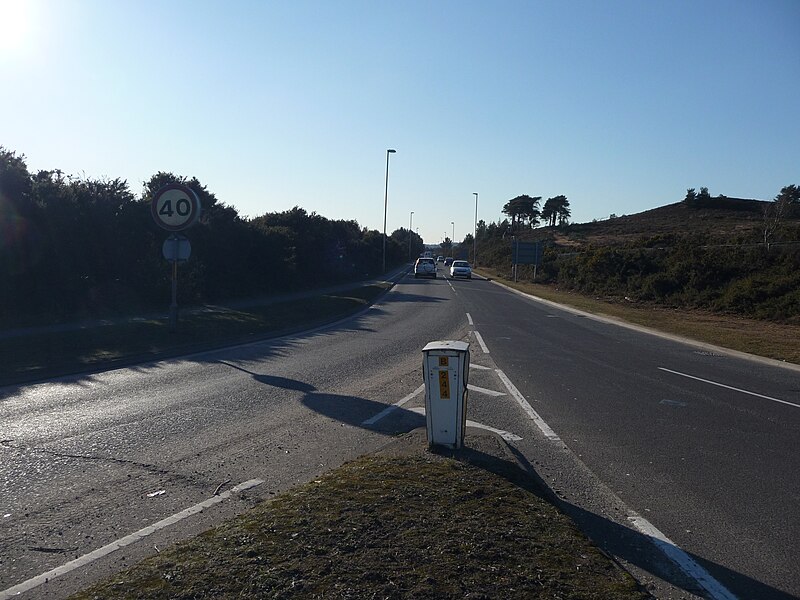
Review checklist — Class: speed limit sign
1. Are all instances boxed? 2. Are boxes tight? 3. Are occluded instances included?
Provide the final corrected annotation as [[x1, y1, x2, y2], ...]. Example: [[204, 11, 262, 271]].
[[151, 183, 201, 231]]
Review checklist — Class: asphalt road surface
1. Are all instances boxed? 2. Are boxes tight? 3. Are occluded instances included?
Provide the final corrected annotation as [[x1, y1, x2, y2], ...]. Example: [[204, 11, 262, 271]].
[[1, 264, 798, 599]]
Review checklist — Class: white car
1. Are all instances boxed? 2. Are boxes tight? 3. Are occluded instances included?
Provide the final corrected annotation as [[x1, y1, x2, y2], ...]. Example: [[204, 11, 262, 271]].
[[449, 260, 472, 279]]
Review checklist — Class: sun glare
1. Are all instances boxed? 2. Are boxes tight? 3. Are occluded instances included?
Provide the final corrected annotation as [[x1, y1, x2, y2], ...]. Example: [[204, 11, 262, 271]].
[[0, 0, 31, 53]]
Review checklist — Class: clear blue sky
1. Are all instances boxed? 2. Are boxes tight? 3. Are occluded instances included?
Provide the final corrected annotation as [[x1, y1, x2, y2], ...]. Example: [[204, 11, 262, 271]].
[[2, 0, 798, 244]]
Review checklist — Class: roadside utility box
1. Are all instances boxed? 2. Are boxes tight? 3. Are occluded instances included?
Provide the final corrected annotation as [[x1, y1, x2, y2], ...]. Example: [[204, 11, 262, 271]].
[[422, 340, 470, 449]]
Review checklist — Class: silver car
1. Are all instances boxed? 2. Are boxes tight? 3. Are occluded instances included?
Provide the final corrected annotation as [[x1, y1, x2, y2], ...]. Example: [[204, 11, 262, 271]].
[[449, 260, 472, 279]]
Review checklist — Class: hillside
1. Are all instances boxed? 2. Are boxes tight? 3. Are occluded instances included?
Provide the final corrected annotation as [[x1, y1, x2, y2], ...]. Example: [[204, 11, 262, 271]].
[[475, 196, 800, 322]]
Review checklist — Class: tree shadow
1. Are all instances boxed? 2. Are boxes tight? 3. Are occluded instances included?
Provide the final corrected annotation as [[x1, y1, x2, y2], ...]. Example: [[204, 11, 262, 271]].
[[217, 361, 317, 393]]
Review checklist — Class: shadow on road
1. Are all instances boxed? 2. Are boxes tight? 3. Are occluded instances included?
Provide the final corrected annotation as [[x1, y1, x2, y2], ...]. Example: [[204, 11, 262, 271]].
[[297, 386, 796, 600], [477, 444, 796, 600]]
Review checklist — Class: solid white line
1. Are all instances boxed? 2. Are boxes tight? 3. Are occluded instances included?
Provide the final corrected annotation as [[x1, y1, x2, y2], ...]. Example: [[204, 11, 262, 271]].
[[0, 479, 264, 600], [467, 384, 505, 397], [473, 331, 490, 354], [362, 384, 425, 425], [628, 513, 738, 600], [495, 369, 561, 442], [658, 367, 799, 409], [470, 364, 491, 371], [407, 407, 522, 441], [466, 312, 474, 325]]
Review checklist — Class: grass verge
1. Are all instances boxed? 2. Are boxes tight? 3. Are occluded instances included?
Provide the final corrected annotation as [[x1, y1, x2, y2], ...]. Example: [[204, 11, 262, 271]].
[[0, 284, 389, 386], [69, 454, 648, 600], [479, 271, 800, 365]]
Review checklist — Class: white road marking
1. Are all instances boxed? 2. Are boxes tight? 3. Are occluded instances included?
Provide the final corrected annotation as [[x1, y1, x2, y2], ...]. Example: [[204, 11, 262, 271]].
[[473, 331, 490, 354], [628, 513, 738, 600], [0, 479, 264, 600], [495, 369, 561, 442], [658, 367, 799, 409], [407, 407, 522, 441], [362, 384, 425, 425], [470, 364, 492, 371], [489, 368, 737, 599], [466, 312, 474, 325], [467, 384, 505, 397]]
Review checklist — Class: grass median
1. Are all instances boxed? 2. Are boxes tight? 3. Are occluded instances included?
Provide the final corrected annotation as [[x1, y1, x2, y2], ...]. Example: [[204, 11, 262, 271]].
[[478, 271, 800, 365], [0, 283, 389, 386], [69, 453, 649, 600]]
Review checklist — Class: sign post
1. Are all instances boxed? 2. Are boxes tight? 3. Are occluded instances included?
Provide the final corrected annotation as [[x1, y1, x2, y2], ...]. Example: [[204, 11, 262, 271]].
[[151, 184, 201, 331], [511, 240, 543, 282]]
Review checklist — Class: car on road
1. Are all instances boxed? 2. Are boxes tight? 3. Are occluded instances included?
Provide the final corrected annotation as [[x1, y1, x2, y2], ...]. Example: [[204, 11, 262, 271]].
[[444, 257, 454, 266], [414, 257, 437, 278], [436, 255, 444, 263], [449, 260, 472, 279]]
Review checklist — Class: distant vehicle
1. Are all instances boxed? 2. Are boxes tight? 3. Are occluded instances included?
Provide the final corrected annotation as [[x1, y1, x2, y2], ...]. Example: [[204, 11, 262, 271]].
[[436, 255, 444, 263], [444, 257, 454, 266], [414, 257, 437, 278], [450, 260, 472, 279], [422, 251, 433, 259]]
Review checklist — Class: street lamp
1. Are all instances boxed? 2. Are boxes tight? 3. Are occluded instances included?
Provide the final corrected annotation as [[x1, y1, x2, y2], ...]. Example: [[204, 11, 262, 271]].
[[451, 221, 454, 245], [473, 192, 478, 265], [382, 148, 396, 273], [408, 211, 414, 260]]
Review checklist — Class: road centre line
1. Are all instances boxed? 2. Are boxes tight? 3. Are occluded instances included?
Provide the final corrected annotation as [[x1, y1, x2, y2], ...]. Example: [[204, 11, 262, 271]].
[[362, 384, 425, 425], [658, 367, 799, 409], [473, 331, 490, 354], [0, 479, 264, 600], [466, 312, 474, 325], [627, 513, 738, 600], [495, 369, 561, 442]]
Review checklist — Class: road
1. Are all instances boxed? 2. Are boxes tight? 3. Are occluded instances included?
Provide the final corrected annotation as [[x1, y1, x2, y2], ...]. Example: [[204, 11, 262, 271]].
[[1, 264, 798, 599]]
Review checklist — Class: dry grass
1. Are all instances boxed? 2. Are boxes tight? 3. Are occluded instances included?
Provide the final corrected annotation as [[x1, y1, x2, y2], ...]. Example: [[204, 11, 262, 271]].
[[70, 455, 648, 600]]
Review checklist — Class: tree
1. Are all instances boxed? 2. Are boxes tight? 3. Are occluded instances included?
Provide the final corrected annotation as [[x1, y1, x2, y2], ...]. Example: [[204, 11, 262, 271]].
[[502, 195, 541, 230], [684, 188, 697, 204], [542, 195, 570, 226]]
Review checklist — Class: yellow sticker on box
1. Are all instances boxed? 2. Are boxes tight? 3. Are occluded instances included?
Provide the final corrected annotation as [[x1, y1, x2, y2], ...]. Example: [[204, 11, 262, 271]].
[[438, 356, 448, 367], [438, 370, 450, 399]]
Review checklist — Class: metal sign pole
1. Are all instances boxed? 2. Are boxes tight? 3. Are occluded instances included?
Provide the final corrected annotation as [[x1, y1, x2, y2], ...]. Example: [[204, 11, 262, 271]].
[[169, 237, 178, 332]]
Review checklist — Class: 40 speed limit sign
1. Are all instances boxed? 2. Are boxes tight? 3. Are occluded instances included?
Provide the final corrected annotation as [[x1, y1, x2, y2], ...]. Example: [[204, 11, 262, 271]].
[[151, 183, 201, 231]]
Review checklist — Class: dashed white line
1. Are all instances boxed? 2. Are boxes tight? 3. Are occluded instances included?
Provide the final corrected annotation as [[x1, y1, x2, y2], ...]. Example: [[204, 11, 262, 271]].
[[658, 367, 799, 409], [362, 384, 425, 425], [466, 312, 474, 325], [473, 331, 490, 354], [495, 369, 561, 442], [470, 364, 492, 371], [0, 479, 264, 600]]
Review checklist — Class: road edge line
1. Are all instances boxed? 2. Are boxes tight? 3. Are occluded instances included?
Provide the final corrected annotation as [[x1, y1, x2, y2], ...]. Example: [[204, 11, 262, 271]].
[[0, 480, 264, 600]]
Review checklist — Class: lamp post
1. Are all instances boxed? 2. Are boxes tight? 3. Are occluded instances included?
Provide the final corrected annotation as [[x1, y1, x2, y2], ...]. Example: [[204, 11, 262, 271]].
[[451, 221, 454, 245], [382, 148, 396, 274], [408, 211, 414, 260], [473, 192, 478, 265]]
